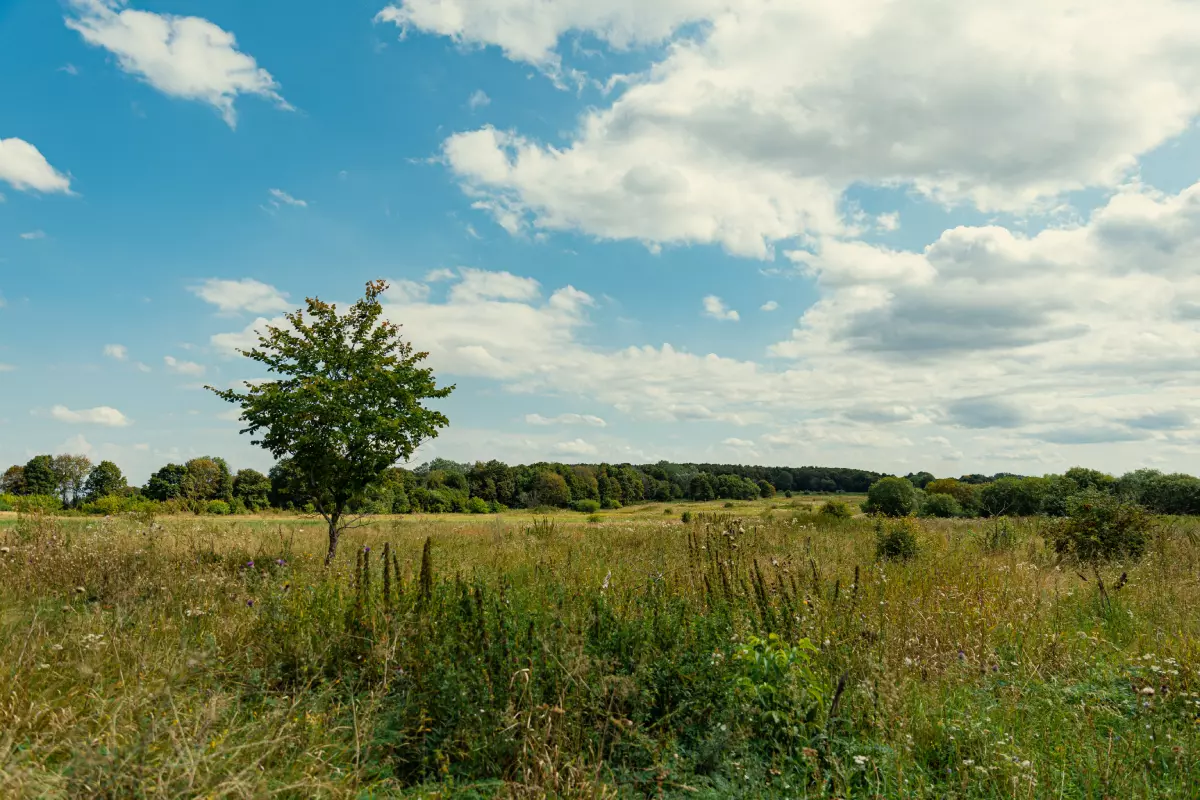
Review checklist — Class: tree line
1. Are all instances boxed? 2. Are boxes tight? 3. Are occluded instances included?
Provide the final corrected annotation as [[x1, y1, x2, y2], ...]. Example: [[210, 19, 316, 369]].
[[5, 452, 1199, 518]]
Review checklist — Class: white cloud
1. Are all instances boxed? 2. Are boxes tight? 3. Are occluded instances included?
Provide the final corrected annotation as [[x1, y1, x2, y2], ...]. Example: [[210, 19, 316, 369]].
[[65, 0, 289, 128], [376, 0, 724, 67], [425, 267, 457, 282], [0, 138, 72, 194], [467, 89, 491, 110], [722, 437, 755, 448], [49, 405, 131, 427], [267, 188, 307, 208], [19, 230, 46, 240], [877, 212, 900, 232], [190, 278, 290, 314], [702, 295, 739, 322], [384, 279, 430, 303], [551, 438, 599, 457], [135, 362, 151, 373], [760, 300, 779, 312], [450, 268, 541, 302], [164, 356, 205, 376], [526, 413, 607, 427], [0, 364, 13, 372], [103, 344, 128, 361], [422, 0, 1200, 254]]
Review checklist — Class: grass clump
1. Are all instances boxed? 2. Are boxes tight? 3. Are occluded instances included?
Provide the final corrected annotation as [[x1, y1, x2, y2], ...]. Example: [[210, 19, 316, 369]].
[[819, 499, 853, 519]]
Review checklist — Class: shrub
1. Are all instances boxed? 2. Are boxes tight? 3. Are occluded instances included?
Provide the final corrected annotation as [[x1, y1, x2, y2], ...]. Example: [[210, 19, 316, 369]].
[[663, 507, 673, 514], [0, 493, 15, 512], [586, 514, 602, 524], [863, 477, 918, 517], [466, 496, 490, 514], [876, 517, 921, 561], [573, 499, 601, 514], [601, 498, 622, 510], [819, 500, 852, 519], [723, 502, 735, 509], [1049, 490, 1151, 563], [82, 495, 125, 516], [206, 500, 232, 516], [16, 495, 62, 514], [680, 510, 693, 524], [920, 493, 962, 518]]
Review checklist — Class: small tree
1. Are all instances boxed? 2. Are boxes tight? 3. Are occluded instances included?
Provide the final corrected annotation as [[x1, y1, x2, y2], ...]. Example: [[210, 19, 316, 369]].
[[862, 476, 917, 517], [208, 280, 453, 564], [1049, 489, 1151, 564], [232, 468, 272, 511], [0, 465, 26, 495]]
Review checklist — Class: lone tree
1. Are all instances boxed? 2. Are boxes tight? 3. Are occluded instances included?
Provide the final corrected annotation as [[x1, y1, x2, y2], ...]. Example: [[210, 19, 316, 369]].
[[208, 280, 453, 564]]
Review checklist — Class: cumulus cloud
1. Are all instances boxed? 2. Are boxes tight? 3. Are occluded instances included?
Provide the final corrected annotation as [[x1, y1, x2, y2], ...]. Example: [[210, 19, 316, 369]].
[[760, 300, 778, 312], [190, 278, 290, 314], [702, 295, 739, 322], [0, 138, 72, 194], [20, 230, 46, 240], [49, 404, 131, 427], [164, 355, 205, 376], [65, 0, 289, 128], [526, 413, 607, 427], [103, 344, 128, 361], [415, 0, 1200, 254], [384, 279, 430, 303]]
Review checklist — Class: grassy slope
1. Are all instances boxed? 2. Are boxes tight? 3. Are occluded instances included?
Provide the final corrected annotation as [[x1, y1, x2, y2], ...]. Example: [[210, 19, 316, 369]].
[[0, 503, 1197, 798]]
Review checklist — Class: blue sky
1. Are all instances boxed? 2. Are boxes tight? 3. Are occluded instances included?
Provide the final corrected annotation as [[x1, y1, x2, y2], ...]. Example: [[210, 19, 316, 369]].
[[4, 0, 1200, 483]]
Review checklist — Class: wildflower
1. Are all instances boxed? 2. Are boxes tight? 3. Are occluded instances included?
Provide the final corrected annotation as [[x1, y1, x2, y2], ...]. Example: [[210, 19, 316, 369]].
[[276, 558, 287, 566], [1141, 686, 1156, 696], [247, 599, 255, 608], [601, 571, 611, 591], [853, 755, 869, 768], [0, 546, 10, 554], [74, 587, 85, 594], [962, 759, 975, 767]]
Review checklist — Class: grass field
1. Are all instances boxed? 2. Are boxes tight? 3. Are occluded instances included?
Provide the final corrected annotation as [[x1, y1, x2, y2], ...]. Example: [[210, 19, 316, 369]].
[[1, 498, 1198, 797]]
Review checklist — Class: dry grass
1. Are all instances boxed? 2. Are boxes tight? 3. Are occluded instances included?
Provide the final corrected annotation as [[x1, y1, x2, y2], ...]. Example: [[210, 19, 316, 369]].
[[0, 506, 1197, 797]]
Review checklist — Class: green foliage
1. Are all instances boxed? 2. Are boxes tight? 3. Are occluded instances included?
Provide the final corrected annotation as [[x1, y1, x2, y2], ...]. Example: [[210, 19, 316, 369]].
[[979, 476, 1047, 517], [680, 510, 693, 523], [1049, 490, 1152, 563], [14, 494, 63, 513], [232, 468, 272, 511], [465, 496, 489, 514], [820, 499, 852, 519], [586, 513, 602, 524], [206, 500, 232, 516], [0, 493, 15, 511], [756, 479, 776, 498], [863, 476, 918, 517], [83, 460, 126, 503], [572, 498, 601, 513], [919, 493, 962, 518], [22, 456, 57, 497], [532, 470, 571, 507], [730, 634, 827, 756], [875, 517, 921, 561], [1, 465, 26, 495], [144, 463, 187, 502], [208, 280, 453, 562]]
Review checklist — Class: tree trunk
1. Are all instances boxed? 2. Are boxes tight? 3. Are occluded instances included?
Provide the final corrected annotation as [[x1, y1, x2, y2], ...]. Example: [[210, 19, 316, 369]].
[[325, 517, 341, 566]]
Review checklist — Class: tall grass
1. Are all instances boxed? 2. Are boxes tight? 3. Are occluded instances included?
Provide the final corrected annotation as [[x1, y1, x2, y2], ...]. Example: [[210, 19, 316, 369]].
[[0, 508, 1198, 797]]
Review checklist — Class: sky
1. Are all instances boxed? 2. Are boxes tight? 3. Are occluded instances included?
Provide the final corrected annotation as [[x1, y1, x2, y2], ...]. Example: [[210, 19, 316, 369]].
[[5, 0, 1200, 484]]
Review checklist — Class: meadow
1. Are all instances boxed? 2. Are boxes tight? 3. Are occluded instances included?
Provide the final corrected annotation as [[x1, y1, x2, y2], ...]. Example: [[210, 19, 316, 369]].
[[0, 497, 1197, 798]]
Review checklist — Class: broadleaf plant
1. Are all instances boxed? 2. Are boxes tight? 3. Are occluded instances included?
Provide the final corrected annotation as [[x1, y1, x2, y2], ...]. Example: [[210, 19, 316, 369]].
[[208, 280, 453, 564]]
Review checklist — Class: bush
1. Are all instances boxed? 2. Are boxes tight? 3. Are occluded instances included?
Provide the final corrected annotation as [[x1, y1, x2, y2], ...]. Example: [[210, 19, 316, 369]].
[[1049, 490, 1151, 563], [819, 500, 852, 519], [601, 499, 622, 510], [206, 500, 232, 516], [82, 495, 125, 516], [876, 517, 921, 561], [586, 514, 602, 524], [723, 502, 735, 508], [920, 493, 963, 518], [573, 499, 601, 514], [465, 496, 490, 514], [863, 477, 918, 517], [680, 510, 693, 523], [0, 493, 15, 512], [15, 495, 62, 514]]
